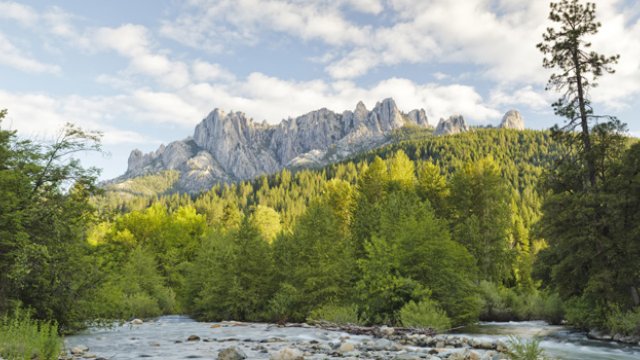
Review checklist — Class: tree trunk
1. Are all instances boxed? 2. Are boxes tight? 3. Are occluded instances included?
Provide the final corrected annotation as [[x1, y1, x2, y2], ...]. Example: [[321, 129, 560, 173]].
[[573, 50, 597, 188], [631, 286, 640, 307]]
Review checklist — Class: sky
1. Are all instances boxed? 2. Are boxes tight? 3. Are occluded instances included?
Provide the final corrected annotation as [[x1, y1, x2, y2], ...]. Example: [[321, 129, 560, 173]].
[[1, 0, 639, 180]]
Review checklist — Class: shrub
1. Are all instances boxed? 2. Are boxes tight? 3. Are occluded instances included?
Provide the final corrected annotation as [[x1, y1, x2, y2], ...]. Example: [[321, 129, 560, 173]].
[[267, 283, 304, 323], [564, 297, 605, 330], [606, 307, 640, 336], [307, 304, 362, 325], [399, 299, 452, 331], [540, 292, 564, 325], [478, 281, 564, 323], [506, 336, 547, 360], [0, 308, 62, 360]]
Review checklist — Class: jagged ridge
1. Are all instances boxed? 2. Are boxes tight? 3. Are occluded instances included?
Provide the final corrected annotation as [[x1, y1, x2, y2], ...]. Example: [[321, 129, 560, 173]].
[[113, 99, 523, 193]]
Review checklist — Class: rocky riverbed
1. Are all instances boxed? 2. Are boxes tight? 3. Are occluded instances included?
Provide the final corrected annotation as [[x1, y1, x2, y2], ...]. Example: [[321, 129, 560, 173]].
[[64, 316, 640, 360], [64, 316, 507, 360]]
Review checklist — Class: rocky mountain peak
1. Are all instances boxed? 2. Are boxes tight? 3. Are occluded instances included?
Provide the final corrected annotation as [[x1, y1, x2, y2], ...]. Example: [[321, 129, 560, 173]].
[[117, 98, 459, 193], [434, 115, 468, 136], [500, 110, 525, 130]]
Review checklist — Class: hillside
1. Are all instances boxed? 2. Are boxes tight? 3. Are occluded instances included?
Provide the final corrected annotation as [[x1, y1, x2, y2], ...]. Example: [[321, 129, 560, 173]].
[[98, 128, 561, 216]]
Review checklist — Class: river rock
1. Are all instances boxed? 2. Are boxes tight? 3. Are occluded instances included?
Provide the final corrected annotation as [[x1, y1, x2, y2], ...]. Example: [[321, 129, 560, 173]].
[[71, 345, 89, 356], [131, 318, 143, 325], [187, 335, 200, 341], [270, 347, 304, 360], [588, 329, 612, 341], [338, 342, 356, 353], [218, 347, 247, 360], [380, 325, 395, 336]]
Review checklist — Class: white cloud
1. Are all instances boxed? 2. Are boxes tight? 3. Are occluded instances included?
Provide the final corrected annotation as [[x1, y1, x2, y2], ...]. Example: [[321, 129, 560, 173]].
[[160, 0, 371, 52], [157, 0, 640, 112], [192, 60, 236, 82], [0, 1, 38, 26], [490, 85, 550, 111], [0, 32, 61, 74], [341, 0, 384, 15], [0, 90, 157, 145]]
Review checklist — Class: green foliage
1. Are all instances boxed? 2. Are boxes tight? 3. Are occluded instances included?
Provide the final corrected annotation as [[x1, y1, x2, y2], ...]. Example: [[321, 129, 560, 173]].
[[91, 246, 175, 319], [98, 170, 180, 210], [357, 235, 427, 325], [267, 283, 304, 323], [606, 307, 640, 337], [0, 111, 103, 331], [249, 205, 282, 243], [0, 308, 62, 360], [478, 281, 564, 324], [399, 299, 451, 331], [307, 304, 362, 325], [187, 219, 275, 321], [540, 293, 565, 325], [563, 296, 606, 330], [450, 157, 514, 283], [536, 128, 640, 331], [506, 336, 547, 360]]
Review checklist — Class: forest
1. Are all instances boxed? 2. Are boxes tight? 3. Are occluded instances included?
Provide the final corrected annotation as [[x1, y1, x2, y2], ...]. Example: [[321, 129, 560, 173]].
[[1, 1, 640, 358], [2, 105, 639, 358]]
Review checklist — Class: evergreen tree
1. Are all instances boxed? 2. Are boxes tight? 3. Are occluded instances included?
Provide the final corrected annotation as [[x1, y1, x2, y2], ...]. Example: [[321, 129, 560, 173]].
[[450, 158, 514, 283], [537, 0, 619, 187]]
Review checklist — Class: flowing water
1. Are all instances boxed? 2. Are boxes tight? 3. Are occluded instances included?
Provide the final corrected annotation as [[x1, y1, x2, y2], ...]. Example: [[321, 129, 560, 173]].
[[456, 321, 640, 360], [65, 316, 640, 359]]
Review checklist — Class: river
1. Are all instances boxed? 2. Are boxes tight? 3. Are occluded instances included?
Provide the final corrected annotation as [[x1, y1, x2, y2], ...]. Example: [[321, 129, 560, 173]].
[[65, 316, 640, 359]]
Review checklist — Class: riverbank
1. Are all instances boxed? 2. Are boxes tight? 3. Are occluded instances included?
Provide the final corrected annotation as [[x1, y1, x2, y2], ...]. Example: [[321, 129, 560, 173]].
[[587, 329, 640, 346]]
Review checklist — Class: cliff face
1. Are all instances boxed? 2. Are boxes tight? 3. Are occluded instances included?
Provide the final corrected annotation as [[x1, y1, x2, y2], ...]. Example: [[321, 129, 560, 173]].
[[499, 110, 525, 130], [118, 98, 432, 193]]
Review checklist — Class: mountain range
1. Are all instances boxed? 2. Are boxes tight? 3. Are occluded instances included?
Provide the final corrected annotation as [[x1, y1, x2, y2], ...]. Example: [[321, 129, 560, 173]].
[[108, 98, 524, 193]]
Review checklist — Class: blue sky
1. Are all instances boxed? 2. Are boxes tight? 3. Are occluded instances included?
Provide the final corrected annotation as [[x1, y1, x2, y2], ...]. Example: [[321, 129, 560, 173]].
[[1, 0, 639, 180]]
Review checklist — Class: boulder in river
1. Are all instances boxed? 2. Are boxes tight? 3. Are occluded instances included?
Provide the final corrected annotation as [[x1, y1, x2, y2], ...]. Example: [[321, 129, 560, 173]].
[[218, 347, 247, 360], [187, 335, 201, 341], [269, 347, 304, 360], [70, 345, 89, 356], [131, 318, 143, 325], [338, 342, 356, 353]]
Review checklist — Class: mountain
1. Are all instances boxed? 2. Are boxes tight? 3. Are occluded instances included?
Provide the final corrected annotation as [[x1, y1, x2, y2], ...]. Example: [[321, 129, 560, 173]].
[[108, 99, 524, 194], [499, 110, 525, 130]]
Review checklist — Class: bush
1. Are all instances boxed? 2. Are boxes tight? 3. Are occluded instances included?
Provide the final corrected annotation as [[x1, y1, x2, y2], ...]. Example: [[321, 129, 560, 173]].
[[307, 304, 362, 325], [540, 292, 564, 325], [479, 281, 524, 321], [565, 297, 607, 330], [564, 297, 605, 330], [267, 283, 304, 323], [478, 281, 564, 323], [606, 307, 640, 336], [0, 309, 62, 360], [399, 299, 452, 331], [506, 336, 547, 360]]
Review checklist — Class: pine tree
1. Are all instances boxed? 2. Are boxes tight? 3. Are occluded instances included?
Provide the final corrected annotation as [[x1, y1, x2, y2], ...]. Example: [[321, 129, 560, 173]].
[[537, 0, 619, 187]]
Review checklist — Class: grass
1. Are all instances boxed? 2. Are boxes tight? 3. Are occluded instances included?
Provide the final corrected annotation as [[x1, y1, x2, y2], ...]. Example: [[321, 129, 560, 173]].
[[0, 309, 63, 360], [506, 336, 548, 360]]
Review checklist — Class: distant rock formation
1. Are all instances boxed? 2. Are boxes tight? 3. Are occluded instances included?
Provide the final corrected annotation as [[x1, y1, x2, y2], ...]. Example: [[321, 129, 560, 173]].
[[499, 110, 525, 130], [115, 98, 432, 193], [434, 115, 469, 136]]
